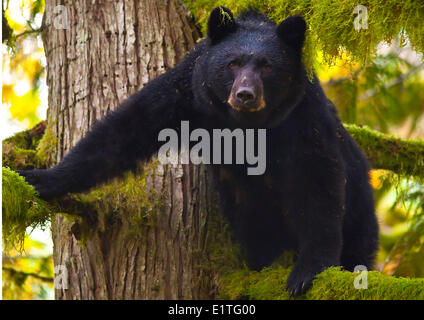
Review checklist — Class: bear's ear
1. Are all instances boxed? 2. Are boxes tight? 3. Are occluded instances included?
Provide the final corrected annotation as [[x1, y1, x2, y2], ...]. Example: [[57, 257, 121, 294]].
[[276, 15, 306, 51], [207, 6, 237, 44]]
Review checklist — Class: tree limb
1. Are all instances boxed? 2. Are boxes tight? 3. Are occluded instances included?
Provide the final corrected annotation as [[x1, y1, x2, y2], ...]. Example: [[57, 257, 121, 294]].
[[3, 266, 54, 283], [345, 124, 424, 177]]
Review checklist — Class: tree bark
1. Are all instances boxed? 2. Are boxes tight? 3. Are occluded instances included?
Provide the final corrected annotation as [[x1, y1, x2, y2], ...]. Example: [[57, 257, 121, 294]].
[[42, 0, 234, 299]]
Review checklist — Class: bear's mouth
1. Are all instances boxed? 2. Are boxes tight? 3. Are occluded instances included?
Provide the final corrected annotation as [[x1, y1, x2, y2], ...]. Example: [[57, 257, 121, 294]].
[[227, 97, 266, 112]]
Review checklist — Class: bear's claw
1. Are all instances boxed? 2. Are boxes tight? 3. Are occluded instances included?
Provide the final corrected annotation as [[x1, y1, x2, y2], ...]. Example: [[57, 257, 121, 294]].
[[285, 265, 325, 297]]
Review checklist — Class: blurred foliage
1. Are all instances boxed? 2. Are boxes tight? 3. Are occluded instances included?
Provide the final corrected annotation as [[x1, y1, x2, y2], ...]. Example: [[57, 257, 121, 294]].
[[2, 0, 45, 127], [2, 236, 54, 300], [382, 219, 424, 278], [323, 52, 424, 134], [376, 175, 424, 278]]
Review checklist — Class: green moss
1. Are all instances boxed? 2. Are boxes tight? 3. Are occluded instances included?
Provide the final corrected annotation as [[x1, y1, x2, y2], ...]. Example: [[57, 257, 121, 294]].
[[2, 121, 49, 170], [2, 122, 56, 251], [183, 0, 424, 70], [72, 162, 163, 242], [220, 252, 294, 299], [206, 209, 243, 272], [218, 6, 234, 24], [2, 144, 38, 171], [3, 121, 46, 149], [36, 121, 58, 168], [196, 206, 244, 297], [2, 167, 52, 252], [220, 263, 424, 300], [309, 267, 424, 300], [345, 124, 424, 178]]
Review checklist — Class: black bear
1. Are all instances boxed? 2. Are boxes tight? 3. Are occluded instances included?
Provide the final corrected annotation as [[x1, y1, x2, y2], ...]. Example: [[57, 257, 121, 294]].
[[18, 7, 379, 296]]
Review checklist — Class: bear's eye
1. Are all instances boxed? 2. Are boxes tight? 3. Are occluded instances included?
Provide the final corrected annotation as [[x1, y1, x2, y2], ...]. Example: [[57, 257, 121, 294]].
[[261, 64, 272, 74], [228, 60, 240, 70]]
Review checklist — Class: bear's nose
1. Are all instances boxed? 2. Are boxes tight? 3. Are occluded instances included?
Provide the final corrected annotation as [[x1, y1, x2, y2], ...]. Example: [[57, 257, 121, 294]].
[[236, 88, 255, 103]]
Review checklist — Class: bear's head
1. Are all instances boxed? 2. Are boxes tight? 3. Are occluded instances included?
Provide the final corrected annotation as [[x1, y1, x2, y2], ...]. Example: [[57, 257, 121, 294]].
[[193, 7, 307, 128]]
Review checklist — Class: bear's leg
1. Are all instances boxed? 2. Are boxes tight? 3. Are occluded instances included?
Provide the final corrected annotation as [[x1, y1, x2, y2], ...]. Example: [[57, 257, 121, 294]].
[[242, 220, 287, 270], [340, 198, 379, 271], [283, 157, 345, 297], [286, 217, 343, 296], [212, 166, 284, 270]]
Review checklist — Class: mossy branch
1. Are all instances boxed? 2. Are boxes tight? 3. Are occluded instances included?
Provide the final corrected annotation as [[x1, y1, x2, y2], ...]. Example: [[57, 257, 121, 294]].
[[2, 121, 50, 171], [345, 124, 424, 178], [221, 265, 424, 300], [2, 121, 57, 251], [2, 167, 52, 252]]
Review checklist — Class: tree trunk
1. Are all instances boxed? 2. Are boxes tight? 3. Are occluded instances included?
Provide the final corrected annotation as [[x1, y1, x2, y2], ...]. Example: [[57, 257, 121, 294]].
[[42, 0, 237, 300]]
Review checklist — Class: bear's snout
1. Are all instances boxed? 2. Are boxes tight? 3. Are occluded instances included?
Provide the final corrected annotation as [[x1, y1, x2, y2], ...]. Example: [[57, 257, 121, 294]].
[[228, 68, 265, 112], [236, 87, 255, 103]]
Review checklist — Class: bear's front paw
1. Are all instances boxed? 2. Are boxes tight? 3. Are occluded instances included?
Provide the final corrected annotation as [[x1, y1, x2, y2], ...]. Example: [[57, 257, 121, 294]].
[[17, 169, 63, 199], [286, 265, 324, 297]]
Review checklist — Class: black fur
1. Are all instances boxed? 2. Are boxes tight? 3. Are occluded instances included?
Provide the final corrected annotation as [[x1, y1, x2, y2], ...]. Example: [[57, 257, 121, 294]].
[[19, 7, 379, 297], [207, 6, 237, 43], [277, 15, 306, 53]]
